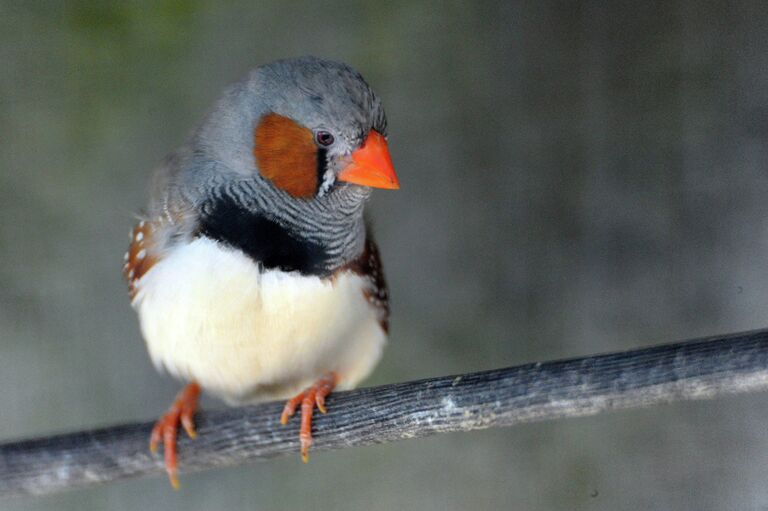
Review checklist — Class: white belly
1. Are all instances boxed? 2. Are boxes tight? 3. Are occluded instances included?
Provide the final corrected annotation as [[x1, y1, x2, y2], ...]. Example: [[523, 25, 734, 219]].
[[131, 237, 386, 404]]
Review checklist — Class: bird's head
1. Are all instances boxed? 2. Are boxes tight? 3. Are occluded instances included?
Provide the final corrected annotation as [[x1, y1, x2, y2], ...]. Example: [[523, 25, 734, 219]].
[[191, 56, 399, 203]]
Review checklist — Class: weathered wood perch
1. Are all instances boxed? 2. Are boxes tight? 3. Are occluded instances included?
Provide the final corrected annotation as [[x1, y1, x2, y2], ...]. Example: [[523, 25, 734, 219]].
[[2, 327, 768, 497]]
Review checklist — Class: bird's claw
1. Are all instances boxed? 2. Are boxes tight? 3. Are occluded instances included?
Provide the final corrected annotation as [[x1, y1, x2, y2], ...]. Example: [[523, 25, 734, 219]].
[[280, 372, 338, 463], [149, 382, 200, 489]]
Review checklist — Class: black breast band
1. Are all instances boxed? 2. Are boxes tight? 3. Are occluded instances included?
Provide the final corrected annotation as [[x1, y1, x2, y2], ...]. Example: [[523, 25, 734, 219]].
[[197, 197, 330, 276]]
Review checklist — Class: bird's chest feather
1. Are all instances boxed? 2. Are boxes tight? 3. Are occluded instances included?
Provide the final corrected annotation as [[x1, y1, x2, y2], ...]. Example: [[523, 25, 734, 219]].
[[131, 237, 385, 404]]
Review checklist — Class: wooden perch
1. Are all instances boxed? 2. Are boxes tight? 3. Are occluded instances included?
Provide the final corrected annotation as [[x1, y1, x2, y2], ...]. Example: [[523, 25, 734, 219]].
[[2, 327, 768, 497]]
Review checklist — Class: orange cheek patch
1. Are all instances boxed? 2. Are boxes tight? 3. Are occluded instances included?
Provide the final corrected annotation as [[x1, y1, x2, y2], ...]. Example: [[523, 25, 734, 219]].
[[253, 113, 319, 198]]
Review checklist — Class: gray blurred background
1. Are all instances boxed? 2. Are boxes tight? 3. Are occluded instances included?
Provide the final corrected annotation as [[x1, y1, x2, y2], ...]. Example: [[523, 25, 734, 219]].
[[2, 1, 768, 509]]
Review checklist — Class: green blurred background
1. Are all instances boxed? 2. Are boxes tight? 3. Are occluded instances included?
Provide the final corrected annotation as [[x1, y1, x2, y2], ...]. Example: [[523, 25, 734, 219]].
[[3, 1, 768, 509]]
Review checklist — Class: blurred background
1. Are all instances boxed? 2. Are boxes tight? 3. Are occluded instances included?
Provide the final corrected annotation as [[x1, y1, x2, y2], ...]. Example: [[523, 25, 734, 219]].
[[2, 1, 768, 509]]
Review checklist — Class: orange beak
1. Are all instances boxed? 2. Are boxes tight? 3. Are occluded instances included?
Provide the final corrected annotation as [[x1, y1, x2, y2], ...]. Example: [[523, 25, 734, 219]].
[[337, 130, 399, 189]]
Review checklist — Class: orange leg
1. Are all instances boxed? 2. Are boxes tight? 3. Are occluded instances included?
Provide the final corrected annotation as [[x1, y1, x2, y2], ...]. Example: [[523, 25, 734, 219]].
[[280, 372, 338, 463], [149, 382, 201, 489]]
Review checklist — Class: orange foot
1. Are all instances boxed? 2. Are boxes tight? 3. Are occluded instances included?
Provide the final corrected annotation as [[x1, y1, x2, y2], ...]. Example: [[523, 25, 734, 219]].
[[149, 382, 201, 489], [280, 372, 338, 463]]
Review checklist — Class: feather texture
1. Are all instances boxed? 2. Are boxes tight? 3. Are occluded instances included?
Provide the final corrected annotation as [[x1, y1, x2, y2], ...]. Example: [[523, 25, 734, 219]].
[[129, 236, 387, 404]]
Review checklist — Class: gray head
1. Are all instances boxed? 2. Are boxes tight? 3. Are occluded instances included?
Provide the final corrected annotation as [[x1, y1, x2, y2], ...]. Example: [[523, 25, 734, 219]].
[[189, 56, 397, 201], [256, 56, 388, 153], [157, 57, 398, 272]]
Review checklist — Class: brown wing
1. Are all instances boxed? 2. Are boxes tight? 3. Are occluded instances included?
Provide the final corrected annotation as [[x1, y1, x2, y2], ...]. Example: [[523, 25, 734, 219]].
[[122, 220, 159, 300], [341, 237, 391, 333]]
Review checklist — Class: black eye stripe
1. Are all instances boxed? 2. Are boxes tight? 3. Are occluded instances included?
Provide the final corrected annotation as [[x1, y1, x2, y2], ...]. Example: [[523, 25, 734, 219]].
[[316, 147, 329, 194]]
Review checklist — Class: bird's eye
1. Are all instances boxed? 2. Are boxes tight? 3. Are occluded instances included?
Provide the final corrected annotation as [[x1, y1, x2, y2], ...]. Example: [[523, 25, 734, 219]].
[[315, 130, 335, 147]]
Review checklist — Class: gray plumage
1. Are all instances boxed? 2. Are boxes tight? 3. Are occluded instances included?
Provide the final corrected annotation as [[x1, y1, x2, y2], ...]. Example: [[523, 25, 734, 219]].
[[146, 56, 388, 271]]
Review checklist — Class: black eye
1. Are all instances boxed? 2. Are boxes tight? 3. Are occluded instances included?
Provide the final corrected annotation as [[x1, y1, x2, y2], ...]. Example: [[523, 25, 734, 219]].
[[315, 130, 335, 147]]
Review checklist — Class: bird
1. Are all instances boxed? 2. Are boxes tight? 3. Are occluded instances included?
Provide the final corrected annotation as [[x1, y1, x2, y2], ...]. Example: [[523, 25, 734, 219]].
[[122, 56, 398, 488]]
